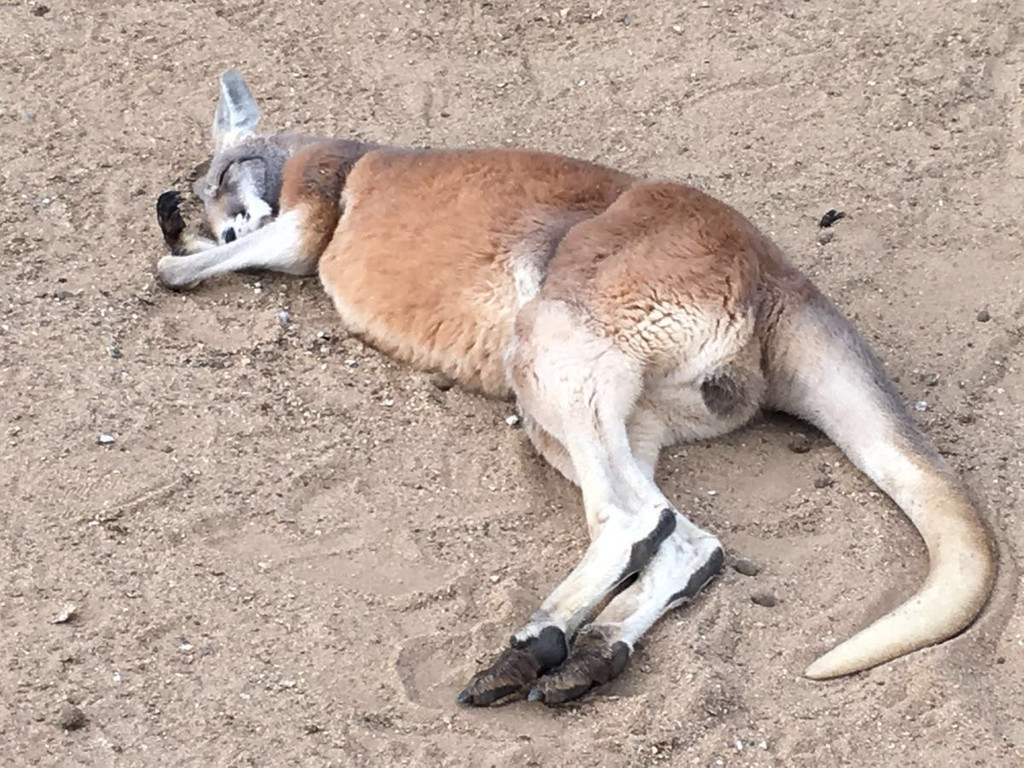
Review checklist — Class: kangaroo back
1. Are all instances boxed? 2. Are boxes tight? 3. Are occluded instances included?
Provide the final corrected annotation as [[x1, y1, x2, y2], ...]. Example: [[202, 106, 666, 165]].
[[763, 276, 996, 678]]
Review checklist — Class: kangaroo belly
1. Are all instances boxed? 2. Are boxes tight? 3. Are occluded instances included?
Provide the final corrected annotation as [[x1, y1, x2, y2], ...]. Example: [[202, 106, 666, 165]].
[[317, 148, 633, 395]]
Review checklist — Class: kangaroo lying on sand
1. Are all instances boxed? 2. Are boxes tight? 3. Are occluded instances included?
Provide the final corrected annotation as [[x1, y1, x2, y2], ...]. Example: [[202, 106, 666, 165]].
[[155, 70, 996, 706]]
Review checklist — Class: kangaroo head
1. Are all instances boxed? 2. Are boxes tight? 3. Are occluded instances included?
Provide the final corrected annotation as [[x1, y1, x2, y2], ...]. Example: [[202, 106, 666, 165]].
[[194, 70, 284, 245]]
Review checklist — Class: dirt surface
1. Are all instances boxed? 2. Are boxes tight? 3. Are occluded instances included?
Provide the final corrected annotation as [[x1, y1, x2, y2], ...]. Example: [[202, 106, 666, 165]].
[[2, 1, 1023, 765]]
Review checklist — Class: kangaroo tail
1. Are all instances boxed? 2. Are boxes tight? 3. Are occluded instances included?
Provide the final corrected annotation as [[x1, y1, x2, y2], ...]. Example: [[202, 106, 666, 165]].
[[765, 285, 996, 679]]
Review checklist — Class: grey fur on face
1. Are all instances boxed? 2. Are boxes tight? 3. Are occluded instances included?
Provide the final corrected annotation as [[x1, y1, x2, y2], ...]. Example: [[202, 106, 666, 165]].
[[196, 136, 292, 213], [195, 133, 326, 243]]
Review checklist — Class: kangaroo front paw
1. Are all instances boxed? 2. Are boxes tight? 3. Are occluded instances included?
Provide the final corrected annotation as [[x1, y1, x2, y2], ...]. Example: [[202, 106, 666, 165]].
[[156, 190, 187, 249], [528, 630, 630, 706], [156, 254, 201, 290]]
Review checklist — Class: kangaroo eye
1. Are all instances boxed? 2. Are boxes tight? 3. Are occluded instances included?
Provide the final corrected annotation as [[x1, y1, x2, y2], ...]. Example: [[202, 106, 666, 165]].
[[243, 211, 251, 222]]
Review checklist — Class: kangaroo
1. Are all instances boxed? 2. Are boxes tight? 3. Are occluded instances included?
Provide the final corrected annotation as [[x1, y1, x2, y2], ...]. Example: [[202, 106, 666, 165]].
[[154, 70, 996, 707]]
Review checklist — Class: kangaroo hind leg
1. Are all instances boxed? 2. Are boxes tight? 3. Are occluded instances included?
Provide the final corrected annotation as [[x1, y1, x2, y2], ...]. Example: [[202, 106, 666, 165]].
[[526, 403, 726, 705], [457, 300, 719, 706], [528, 523, 724, 704]]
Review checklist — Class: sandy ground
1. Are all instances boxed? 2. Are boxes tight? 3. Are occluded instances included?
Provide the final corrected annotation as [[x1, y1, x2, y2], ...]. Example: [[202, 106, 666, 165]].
[[1, 0, 1023, 765]]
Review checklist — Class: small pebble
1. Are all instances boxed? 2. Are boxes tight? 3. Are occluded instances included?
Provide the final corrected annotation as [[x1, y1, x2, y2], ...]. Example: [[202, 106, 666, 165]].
[[53, 603, 77, 624], [57, 702, 86, 731], [505, 414, 521, 427], [732, 559, 760, 577], [107, 346, 122, 359], [788, 435, 812, 454], [277, 309, 291, 327], [430, 373, 455, 391], [819, 209, 846, 228], [914, 400, 928, 412], [751, 592, 778, 608], [817, 230, 834, 246], [814, 475, 833, 489], [976, 310, 990, 323], [924, 373, 939, 387], [161, 444, 174, 453], [383, 398, 394, 407], [97, 434, 115, 446]]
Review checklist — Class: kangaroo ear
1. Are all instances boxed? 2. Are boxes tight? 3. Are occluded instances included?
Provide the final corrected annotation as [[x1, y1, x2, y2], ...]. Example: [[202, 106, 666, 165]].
[[212, 69, 260, 151]]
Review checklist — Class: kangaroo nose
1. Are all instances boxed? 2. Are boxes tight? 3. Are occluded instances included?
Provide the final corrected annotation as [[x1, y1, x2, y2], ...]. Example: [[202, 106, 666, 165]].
[[223, 227, 237, 243]]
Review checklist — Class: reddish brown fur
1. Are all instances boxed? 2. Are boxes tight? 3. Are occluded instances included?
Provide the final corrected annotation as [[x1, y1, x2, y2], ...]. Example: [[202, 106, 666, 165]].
[[278, 140, 379, 270], [539, 182, 770, 365], [279, 147, 780, 394], [307, 148, 634, 394]]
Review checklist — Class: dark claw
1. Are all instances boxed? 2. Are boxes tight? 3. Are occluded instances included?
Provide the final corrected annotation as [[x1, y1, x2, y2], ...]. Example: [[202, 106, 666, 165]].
[[457, 626, 569, 707], [156, 190, 186, 247], [456, 646, 542, 707], [529, 633, 631, 706]]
